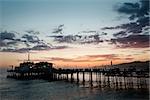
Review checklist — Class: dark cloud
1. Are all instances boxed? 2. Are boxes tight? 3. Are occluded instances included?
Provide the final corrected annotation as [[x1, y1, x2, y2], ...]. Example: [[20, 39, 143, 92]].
[[0, 31, 20, 47], [52, 45, 69, 50], [101, 32, 108, 35], [52, 29, 63, 34], [54, 35, 77, 43], [0, 30, 69, 53], [58, 24, 64, 28], [81, 34, 103, 44], [0, 47, 31, 53], [80, 30, 97, 34], [52, 24, 64, 34], [113, 31, 127, 37], [25, 30, 40, 34], [49, 57, 74, 62], [49, 35, 63, 38], [86, 54, 117, 58], [102, 0, 149, 37], [0, 40, 18, 47], [116, 0, 149, 20], [31, 44, 51, 51], [0, 31, 15, 40], [102, 18, 149, 35], [116, 2, 140, 16], [49, 34, 103, 44], [31, 45, 69, 51], [110, 35, 150, 48], [22, 34, 40, 43], [1, 44, 69, 53]]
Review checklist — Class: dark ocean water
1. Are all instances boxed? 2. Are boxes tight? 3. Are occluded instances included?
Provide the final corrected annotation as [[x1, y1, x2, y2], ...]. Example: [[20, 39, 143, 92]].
[[0, 68, 149, 100]]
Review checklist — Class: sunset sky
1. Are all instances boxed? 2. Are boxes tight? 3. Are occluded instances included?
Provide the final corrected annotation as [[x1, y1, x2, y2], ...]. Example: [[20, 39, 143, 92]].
[[0, 0, 149, 68]]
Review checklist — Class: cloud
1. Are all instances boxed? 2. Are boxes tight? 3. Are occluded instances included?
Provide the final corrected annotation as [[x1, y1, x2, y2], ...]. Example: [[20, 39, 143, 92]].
[[113, 31, 127, 37], [102, 18, 149, 35], [52, 45, 69, 50], [49, 34, 103, 44], [124, 57, 134, 60], [116, 0, 149, 20], [25, 30, 40, 34], [31, 45, 69, 51], [52, 24, 64, 34], [58, 24, 64, 28], [0, 30, 69, 53], [45, 54, 131, 63], [80, 30, 97, 34], [102, 0, 149, 37], [1, 44, 69, 53], [82, 54, 122, 61], [85, 54, 118, 59], [31, 44, 51, 51], [0, 31, 21, 47], [0, 31, 16, 40], [46, 57, 100, 62], [22, 34, 40, 43], [110, 35, 150, 48], [49, 57, 74, 62], [116, 2, 140, 16], [101, 32, 108, 35], [0, 40, 17, 47]]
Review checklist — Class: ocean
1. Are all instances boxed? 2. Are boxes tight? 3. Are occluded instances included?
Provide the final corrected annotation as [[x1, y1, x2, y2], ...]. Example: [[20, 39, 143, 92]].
[[0, 68, 149, 100]]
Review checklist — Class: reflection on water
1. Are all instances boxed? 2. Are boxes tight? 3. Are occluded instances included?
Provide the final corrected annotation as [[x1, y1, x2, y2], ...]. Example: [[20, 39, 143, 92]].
[[0, 68, 149, 100]]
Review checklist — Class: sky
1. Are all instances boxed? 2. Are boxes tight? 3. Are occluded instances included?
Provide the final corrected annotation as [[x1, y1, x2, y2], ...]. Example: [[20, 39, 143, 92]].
[[0, 0, 149, 68]]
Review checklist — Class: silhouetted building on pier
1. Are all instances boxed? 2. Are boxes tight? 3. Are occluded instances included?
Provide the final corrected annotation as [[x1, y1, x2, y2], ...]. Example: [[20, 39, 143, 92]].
[[14, 62, 53, 73], [7, 61, 55, 80]]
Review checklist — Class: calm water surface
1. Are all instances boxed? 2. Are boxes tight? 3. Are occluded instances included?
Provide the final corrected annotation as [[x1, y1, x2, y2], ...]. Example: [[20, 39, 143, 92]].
[[0, 68, 149, 100]]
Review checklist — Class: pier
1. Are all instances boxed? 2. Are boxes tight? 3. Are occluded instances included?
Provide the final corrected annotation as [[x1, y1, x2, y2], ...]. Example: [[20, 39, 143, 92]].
[[7, 61, 149, 89]]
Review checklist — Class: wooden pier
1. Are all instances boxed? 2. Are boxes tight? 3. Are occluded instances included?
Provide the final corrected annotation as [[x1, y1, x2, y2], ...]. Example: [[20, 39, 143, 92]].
[[7, 63, 149, 89]]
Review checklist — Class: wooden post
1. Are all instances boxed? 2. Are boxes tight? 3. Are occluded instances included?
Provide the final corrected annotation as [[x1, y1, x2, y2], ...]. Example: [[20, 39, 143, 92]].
[[77, 72, 79, 83], [90, 70, 93, 87], [83, 71, 85, 84], [99, 72, 102, 87], [71, 73, 73, 83], [66, 73, 68, 81], [115, 76, 118, 89], [124, 76, 126, 89], [107, 75, 110, 87]]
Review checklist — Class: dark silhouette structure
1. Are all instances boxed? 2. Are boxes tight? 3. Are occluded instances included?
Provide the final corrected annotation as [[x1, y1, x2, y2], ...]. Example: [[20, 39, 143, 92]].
[[7, 61, 149, 89]]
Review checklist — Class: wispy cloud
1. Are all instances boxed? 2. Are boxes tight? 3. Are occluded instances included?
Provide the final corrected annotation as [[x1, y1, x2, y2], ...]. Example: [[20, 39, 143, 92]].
[[44, 54, 134, 63], [113, 31, 127, 37], [52, 24, 64, 34], [85, 54, 118, 59], [0, 31, 69, 53], [22, 34, 40, 43], [1, 44, 69, 53], [25, 30, 40, 35], [110, 35, 150, 48], [49, 34, 104, 44]]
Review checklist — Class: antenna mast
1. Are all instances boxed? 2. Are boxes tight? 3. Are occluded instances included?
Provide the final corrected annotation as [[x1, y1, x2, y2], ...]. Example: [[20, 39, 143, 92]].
[[28, 51, 30, 62]]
